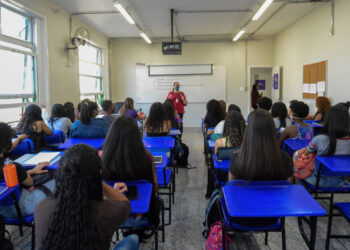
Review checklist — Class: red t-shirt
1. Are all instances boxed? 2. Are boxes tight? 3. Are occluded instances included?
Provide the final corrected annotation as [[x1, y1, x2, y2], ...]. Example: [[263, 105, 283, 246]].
[[166, 91, 187, 114]]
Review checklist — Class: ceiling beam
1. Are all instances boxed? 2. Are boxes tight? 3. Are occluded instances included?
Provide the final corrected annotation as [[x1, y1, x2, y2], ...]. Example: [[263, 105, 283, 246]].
[[175, 9, 252, 14]]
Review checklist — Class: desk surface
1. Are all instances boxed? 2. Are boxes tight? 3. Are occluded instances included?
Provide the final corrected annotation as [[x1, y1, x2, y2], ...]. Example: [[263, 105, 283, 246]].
[[0, 183, 18, 201], [208, 139, 216, 149], [142, 136, 175, 149], [283, 139, 310, 153], [317, 155, 350, 175], [104, 180, 152, 215], [15, 152, 63, 170], [213, 155, 230, 171], [59, 138, 105, 150], [223, 181, 326, 218]]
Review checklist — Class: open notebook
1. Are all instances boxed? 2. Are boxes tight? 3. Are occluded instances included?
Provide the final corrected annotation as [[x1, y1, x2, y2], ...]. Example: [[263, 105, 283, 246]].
[[22, 152, 60, 166]]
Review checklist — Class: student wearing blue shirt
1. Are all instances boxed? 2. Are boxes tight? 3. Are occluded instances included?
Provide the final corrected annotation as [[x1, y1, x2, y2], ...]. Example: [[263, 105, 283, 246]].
[[70, 101, 108, 138]]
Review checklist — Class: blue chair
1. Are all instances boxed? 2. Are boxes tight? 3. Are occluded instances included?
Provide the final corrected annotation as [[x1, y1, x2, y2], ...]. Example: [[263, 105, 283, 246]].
[[45, 130, 66, 147], [9, 138, 34, 157], [325, 202, 350, 249], [0, 182, 35, 249]]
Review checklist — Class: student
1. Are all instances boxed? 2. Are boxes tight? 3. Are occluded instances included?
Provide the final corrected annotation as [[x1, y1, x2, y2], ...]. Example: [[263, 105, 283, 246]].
[[46, 104, 72, 137], [101, 100, 115, 126], [271, 102, 288, 132], [8, 134, 28, 153], [214, 111, 246, 154], [0, 122, 54, 218], [17, 104, 53, 151], [228, 110, 293, 226], [296, 104, 350, 187], [310, 96, 331, 122], [287, 100, 298, 118], [204, 99, 225, 131], [76, 98, 90, 120], [214, 104, 242, 135], [278, 101, 313, 148], [35, 144, 138, 250], [102, 116, 159, 228], [63, 102, 77, 123], [124, 97, 145, 120], [70, 101, 108, 138], [144, 102, 171, 136], [251, 83, 262, 110], [163, 99, 180, 129], [257, 96, 272, 111]]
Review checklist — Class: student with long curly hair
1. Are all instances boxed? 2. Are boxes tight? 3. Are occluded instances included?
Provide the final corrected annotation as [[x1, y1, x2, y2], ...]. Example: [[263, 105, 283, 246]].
[[17, 104, 52, 151], [214, 110, 246, 154], [102, 116, 159, 229], [144, 102, 171, 136], [311, 96, 331, 122], [35, 144, 138, 250]]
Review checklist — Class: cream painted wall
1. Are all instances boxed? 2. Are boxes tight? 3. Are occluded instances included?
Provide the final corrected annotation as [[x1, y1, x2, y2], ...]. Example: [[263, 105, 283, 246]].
[[16, 0, 109, 108], [274, 0, 350, 111], [111, 37, 275, 126]]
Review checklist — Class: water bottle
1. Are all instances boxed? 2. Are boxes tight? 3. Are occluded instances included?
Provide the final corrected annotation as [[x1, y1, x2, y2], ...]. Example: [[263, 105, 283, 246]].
[[3, 159, 19, 187]]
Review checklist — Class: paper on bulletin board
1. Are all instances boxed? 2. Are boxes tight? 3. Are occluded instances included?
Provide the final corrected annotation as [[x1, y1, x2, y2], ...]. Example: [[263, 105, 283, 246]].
[[309, 84, 317, 94], [303, 84, 310, 93], [317, 81, 326, 92], [318, 91, 324, 97]]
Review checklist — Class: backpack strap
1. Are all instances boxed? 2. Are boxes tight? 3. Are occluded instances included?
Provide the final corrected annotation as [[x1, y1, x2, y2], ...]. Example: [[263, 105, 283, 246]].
[[204, 189, 223, 227]]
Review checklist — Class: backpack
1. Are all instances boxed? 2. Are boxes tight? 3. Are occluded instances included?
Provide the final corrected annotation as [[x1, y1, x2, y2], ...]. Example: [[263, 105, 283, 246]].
[[175, 138, 189, 168], [206, 222, 232, 250], [202, 189, 223, 238], [0, 215, 13, 250]]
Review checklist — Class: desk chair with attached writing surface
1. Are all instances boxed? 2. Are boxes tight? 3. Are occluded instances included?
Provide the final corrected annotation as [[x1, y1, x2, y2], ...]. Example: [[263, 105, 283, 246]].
[[8, 138, 34, 158], [45, 130, 66, 148], [0, 183, 35, 249]]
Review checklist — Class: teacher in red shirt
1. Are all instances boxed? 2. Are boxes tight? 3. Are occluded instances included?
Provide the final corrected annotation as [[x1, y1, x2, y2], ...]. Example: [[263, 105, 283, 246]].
[[166, 82, 187, 129]]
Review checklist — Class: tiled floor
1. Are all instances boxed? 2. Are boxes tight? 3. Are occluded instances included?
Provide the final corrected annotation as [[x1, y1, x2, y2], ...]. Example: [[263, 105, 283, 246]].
[[8, 128, 350, 249]]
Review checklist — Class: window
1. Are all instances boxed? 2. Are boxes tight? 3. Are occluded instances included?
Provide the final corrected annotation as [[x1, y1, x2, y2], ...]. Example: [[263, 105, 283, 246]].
[[0, 5, 37, 124], [78, 45, 104, 105]]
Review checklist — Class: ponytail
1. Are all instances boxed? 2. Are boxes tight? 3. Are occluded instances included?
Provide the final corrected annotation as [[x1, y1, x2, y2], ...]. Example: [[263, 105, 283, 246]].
[[80, 102, 98, 125]]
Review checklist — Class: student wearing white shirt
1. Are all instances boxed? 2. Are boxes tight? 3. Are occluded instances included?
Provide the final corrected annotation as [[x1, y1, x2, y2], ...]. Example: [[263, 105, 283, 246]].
[[46, 104, 72, 138]]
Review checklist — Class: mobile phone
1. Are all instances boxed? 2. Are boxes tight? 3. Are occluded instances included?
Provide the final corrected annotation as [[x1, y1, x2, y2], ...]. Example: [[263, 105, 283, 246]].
[[125, 185, 138, 200], [153, 156, 163, 164]]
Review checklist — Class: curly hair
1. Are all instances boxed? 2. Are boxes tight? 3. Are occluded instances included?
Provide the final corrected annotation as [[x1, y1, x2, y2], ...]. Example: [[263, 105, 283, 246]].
[[144, 102, 166, 132], [316, 97, 331, 113], [17, 104, 43, 134], [41, 144, 103, 250], [228, 104, 241, 114], [0, 122, 14, 154], [271, 102, 288, 127], [291, 101, 309, 119], [222, 111, 246, 148], [257, 97, 272, 111]]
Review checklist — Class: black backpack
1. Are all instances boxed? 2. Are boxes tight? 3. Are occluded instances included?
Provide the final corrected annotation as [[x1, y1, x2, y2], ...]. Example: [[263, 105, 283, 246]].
[[0, 215, 13, 250], [175, 138, 189, 168], [202, 189, 223, 239]]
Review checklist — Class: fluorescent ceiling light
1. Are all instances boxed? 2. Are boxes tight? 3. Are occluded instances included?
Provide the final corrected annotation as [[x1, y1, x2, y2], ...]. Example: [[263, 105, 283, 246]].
[[252, 0, 274, 21], [114, 1, 135, 24], [232, 30, 246, 42], [140, 32, 152, 44]]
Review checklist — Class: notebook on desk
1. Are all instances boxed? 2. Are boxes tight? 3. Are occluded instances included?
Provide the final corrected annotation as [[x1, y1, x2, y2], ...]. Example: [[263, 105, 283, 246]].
[[15, 152, 61, 166]]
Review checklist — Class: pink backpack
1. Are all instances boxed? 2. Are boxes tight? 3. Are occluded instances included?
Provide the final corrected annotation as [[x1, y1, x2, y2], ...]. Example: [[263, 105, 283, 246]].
[[206, 222, 232, 250]]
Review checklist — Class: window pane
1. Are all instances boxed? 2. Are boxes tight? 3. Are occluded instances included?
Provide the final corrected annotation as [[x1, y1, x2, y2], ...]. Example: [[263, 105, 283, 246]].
[[1, 7, 32, 42], [79, 76, 102, 94], [79, 61, 101, 77], [0, 49, 35, 95], [79, 45, 102, 64], [0, 106, 23, 123]]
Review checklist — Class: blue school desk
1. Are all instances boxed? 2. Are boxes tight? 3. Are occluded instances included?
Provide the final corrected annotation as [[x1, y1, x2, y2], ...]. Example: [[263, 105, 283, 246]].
[[169, 129, 181, 136], [283, 139, 311, 156], [0, 184, 17, 201], [222, 180, 326, 250], [213, 155, 230, 172], [104, 180, 152, 215], [142, 136, 175, 150], [14, 151, 63, 170], [316, 155, 350, 176], [58, 138, 105, 150]]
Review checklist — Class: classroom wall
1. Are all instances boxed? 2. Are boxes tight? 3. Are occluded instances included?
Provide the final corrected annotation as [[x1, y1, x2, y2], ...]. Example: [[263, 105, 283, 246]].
[[274, 0, 350, 110], [110, 37, 275, 127], [16, 0, 109, 108]]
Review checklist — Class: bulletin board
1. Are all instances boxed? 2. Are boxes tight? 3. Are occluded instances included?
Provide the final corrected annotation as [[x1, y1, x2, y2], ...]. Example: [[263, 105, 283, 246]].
[[302, 61, 327, 99]]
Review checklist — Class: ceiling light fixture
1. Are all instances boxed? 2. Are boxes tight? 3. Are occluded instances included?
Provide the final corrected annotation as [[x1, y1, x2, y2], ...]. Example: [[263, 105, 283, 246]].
[[140, 32, 152, 44], [252, 0, 274, 21], [114, 1, 135, 24], [233, 29, 246, 42]]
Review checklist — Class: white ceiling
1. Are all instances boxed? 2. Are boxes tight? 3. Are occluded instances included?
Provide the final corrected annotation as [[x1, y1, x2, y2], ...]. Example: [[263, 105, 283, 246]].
[[50, 0, 324, 41]]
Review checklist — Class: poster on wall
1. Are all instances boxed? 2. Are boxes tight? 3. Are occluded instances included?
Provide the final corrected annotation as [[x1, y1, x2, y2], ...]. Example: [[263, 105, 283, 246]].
[[256, 80, 266, 90], [273, 74, 278, 90]]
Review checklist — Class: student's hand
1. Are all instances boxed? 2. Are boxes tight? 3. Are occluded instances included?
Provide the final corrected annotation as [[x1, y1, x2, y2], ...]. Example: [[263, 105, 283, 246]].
[[18, 134, 28, 141], [296, 148, 308, 157], [30, 161, 49, 175], [114, 182, 128, 193]]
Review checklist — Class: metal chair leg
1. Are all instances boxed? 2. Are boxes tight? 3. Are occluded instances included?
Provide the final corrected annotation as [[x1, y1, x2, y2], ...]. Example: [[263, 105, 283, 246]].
[[325, 194, 334, 250], [265, 232, 268, 245], [31, 224, 35, 250]]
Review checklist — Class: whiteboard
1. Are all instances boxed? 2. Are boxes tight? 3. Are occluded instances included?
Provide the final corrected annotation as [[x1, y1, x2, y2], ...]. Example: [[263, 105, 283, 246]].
[[136, 66, 226, 103], [149, 64, 212, 76]]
